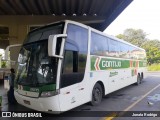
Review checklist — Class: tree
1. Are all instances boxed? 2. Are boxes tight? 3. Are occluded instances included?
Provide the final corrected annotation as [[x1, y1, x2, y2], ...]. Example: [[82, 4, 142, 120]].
[[116, 28, 148, 47], [141, 40, 160, 64], [141, 39, 160, 49]]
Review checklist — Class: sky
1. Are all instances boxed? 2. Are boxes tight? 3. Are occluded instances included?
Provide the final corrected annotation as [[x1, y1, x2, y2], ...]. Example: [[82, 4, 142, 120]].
[[104, 0, 160, 40]]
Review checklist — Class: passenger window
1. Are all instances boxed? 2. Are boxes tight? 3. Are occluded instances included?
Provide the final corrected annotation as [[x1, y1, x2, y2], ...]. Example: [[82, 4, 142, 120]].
[[128, 46, 134, 59], [108, 39, 120, 57], [91, 32, 109, 56], [66, 24, 88, 54], [136, 49, 146, 60], [119, 43, 129, 58], [129, 46, 137, 59]]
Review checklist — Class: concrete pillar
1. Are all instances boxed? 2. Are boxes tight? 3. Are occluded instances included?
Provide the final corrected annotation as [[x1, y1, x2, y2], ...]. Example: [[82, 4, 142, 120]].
[[9, 24, 28, 69], [0, 55, 1, 68]]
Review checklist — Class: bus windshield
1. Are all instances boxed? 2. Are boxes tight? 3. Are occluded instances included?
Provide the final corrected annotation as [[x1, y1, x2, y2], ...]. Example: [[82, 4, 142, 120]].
[[16, 23, 64, 86], [16, 41, 58, 86]]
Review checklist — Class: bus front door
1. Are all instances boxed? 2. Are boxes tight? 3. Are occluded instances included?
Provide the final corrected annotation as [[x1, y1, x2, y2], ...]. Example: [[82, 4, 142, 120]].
[[59, 50, 81, 111]]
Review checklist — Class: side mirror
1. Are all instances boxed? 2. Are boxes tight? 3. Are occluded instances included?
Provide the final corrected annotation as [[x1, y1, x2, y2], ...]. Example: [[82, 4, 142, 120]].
[[48, 34, 67, 58]]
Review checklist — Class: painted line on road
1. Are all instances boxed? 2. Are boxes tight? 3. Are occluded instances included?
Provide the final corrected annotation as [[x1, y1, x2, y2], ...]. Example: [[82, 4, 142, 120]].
[[123, 83, 160, 111], [104, 83, 160, 120]]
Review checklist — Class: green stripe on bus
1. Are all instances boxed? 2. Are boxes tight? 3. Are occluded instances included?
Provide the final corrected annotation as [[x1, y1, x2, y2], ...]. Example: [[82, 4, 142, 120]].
[[91, 56, 147, 71], [139, 61, 147, 67], [21, 84, 56, 93]]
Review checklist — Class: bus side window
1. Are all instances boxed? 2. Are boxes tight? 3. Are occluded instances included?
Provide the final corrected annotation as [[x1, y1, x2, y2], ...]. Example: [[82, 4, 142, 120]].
[[90, 32, 109, 56], [128, 46, 133, 59], [120, 43, 129, 58], [63, 50, 74, 74], [61, 50, 79, 88], [63, 50, 78, 73], [108, 39, 120, 57]]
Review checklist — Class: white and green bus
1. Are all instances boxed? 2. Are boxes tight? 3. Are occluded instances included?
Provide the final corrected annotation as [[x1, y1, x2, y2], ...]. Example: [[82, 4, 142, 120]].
[[14, 20, 147, 113]]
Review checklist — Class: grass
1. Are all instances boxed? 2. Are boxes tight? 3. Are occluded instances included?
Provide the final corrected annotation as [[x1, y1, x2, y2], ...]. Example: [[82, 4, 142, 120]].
[[147, 64, 160, 71]]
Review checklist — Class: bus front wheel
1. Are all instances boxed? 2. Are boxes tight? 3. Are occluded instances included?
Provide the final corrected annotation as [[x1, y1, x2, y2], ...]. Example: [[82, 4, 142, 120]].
[[91, 83, 102, 106]]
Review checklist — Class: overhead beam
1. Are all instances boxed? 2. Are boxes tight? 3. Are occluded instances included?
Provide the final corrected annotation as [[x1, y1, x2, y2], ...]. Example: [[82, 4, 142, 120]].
[[0, 15, 105, 25]]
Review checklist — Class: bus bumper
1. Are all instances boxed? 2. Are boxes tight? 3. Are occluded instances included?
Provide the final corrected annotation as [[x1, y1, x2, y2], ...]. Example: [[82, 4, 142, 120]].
[[14, 91, 61, 113]]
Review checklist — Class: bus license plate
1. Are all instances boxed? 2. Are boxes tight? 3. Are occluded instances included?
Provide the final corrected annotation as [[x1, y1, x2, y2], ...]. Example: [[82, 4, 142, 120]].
[[24, 100, 30, 105]]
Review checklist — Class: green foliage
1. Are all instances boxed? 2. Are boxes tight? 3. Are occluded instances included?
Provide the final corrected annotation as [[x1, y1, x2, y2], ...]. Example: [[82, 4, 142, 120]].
[[1, 61, 7, 68], [116, 34, 124, 39], [147, 47, 160, 64], [147, 64, 160, 71], [141, 39, 160, 50], [116, 28, 147, 47], [141, 40, 160, 64], [116, 28, 160, 65]]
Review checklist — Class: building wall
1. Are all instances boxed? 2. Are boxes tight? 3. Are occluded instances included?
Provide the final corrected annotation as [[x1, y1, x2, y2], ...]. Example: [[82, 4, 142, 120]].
[[0, 15, 64, 69]]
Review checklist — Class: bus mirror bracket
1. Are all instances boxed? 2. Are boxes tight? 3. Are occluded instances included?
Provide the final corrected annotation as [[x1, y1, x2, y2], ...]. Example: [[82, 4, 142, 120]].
[[48, 34, 67, 58]]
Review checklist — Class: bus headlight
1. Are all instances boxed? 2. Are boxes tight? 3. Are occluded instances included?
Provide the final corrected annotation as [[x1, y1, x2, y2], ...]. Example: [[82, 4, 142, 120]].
[[40, 90, 59, 97]]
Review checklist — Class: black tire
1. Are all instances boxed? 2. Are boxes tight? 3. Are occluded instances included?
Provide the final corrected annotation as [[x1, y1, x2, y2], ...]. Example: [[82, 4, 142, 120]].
[[136, 74, 141, 85], [141, 73, 144, 80], [91, 83, 102, 106]]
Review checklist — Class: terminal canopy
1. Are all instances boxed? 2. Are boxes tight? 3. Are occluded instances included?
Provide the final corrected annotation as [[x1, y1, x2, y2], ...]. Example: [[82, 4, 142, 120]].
[[0, 0, 133, 31]]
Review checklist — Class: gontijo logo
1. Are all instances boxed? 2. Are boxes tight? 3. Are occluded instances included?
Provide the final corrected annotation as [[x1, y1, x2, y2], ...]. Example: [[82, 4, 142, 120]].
[[94, 57, 122, 70], [102, 60, 121, 68]]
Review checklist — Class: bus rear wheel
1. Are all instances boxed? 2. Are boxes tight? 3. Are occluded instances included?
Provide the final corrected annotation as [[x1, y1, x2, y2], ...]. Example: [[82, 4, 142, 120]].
[[91, 83, 102, 106], [141, 73, 144, 80], [136, 74, 141, 85]]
